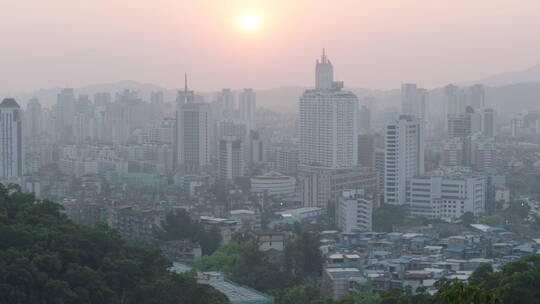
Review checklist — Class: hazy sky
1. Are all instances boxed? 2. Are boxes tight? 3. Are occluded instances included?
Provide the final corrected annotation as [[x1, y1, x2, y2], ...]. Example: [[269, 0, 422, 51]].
[[2, 0, 540, 93]]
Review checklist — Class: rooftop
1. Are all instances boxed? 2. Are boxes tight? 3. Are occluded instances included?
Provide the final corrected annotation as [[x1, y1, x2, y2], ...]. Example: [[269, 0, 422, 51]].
[[0, 98, 20, 108]]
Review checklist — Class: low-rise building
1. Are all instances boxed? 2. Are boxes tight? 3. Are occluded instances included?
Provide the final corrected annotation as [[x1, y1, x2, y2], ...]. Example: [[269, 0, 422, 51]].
[[323, 267, 365, 300], [251, 171, 296, 197], [338, 189, 373, 233], [407, 167, 486, 219], [251, 229, 285, 252]]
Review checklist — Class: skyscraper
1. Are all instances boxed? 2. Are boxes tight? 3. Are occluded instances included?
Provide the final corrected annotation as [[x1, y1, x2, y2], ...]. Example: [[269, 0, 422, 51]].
[[239, 88, 256, 132], [218, 88, 235, 120], [384, 115, 424, 205], [299, 50, 358, 171], [482, 108, 495, 138], [25, 98, 42, 139], [175, 75, 210, 174], [56, 88, 76, 141], [358, 105, 371, 134], [469, 84, 486, 111], [401, 83, 428, 120], [0, 98, 23, 179], [219, 136, 244, 180]]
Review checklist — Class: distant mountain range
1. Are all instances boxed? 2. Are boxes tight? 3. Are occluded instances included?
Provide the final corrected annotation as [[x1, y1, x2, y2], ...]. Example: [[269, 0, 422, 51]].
[[9, 63, 540, 115], [471, 64, 540, 86]]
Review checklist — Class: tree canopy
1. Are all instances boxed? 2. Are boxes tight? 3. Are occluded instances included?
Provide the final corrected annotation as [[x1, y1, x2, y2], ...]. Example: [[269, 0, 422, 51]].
[[0, 183, 228, 304]]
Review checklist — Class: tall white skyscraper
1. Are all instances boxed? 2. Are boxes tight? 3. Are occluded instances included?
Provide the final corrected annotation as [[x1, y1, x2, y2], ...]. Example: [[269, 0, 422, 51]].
[[175, 76, 210, 174], [239, 88, 256, 132], [384, 115, 424, 205], [0, 98, 23, 179], [299, 50, 358, 170]]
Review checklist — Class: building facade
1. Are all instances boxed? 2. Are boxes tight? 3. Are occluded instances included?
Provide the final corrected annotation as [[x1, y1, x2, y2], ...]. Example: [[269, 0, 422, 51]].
[[0, 98, 23, 180], [384, 115, 424, 205]]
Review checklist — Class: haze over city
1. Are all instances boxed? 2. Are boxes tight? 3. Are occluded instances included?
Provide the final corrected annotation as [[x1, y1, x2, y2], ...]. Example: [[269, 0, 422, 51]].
[[2, 0, 540, 93], [4, 1, 540, 303]]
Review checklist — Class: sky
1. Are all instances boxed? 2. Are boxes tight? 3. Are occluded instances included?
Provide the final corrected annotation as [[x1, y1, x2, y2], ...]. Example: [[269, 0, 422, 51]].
[[1, 0, 540, 93]]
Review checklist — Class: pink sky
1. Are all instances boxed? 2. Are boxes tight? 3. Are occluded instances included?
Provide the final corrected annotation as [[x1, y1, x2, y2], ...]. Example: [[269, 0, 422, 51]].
[[1, 0, 540, 92]]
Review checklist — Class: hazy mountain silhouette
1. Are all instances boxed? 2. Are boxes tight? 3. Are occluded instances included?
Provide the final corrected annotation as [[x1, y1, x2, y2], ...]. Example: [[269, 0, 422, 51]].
[[470, 64, 540, 86]]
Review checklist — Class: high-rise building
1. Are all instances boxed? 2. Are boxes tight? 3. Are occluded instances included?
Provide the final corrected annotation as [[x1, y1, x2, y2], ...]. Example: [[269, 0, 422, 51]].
[[482, 108, 495, 138], [357, 134, 375, 168], [248, 131, 264, 165], [444, 84, 466, 117], [56, 88, 76, 141], [384, 115, 424, 205], [219, 136, 244, 180], [441, 137, 464, 167], [401, 83, 428, 120], [175, 76, 210, 174], [469, 84, 485, 110], [150, 91, 164, 104], [25, 98, 42, 139], [447, 106, 477, 139], [94, 92, 111, 106], [218, 88, 235, 120], [239, 88, 256, 132], [0, 98, 23, 179], [358, 105, 371, 134], [299, 50, 358, 171]]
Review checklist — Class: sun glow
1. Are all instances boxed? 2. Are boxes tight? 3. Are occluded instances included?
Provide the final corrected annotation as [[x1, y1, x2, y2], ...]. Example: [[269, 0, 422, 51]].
[[239, 11, 262, 32]]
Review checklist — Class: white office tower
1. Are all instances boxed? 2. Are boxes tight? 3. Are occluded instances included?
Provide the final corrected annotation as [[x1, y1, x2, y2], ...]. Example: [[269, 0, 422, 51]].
[[384, 115, 424, 205], [219, 136, 244, 180], [401, 83, 428, 120], [482, 108, 496, 138], [0, 98, 23, 179], [218, 88, 235, 120], [299, 50, 358, 171], [239, 88, 257, 132], [175, 76, 210, 174], [407, 167, 485, 219], [338, 189, 372, 233]]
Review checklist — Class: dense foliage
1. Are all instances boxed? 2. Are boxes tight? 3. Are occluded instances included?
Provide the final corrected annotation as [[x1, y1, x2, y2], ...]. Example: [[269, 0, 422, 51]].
[[373, 204, 428, 232], [155, 209, 221, 255], [0, 184, 228, 304], [194, 228, 322, 293]]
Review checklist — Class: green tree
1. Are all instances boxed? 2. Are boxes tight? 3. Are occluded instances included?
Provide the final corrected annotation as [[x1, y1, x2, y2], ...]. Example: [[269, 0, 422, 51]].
[[0, 183, 229, 304], [156, 209, 221, 255], [274, 283, 321, 304], [460, 212, 476, 226]]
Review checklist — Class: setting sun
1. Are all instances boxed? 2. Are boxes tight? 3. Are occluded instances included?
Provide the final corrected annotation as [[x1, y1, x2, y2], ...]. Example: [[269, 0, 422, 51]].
[[239, 11, 262, 32]]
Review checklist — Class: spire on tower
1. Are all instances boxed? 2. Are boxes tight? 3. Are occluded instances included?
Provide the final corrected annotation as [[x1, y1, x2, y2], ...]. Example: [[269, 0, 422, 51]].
[[184, 72, 188, 93]]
